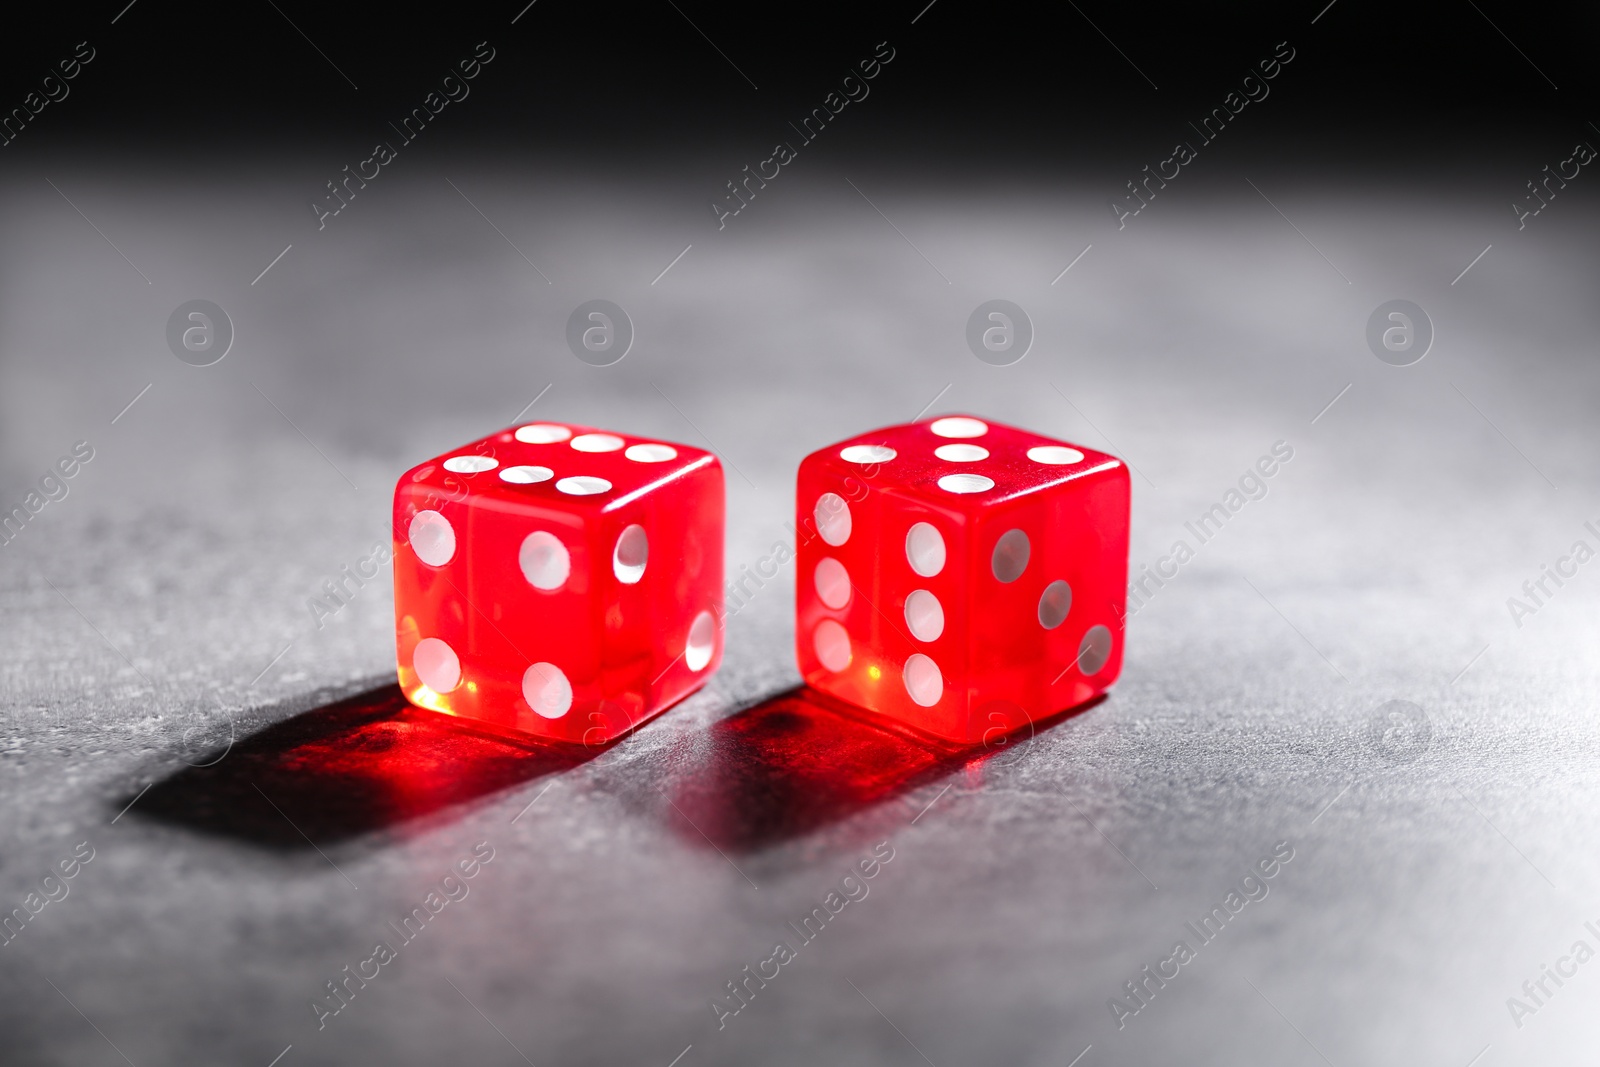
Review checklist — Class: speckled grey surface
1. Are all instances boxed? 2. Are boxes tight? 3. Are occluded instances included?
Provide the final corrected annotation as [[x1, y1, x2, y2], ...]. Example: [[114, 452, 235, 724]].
[[2, 157, 1598, 1066]]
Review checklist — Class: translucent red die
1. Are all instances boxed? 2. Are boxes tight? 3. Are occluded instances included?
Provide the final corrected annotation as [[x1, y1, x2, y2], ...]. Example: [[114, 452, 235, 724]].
[[393, 422, 724, 744], [795, 415, 1129, 744]]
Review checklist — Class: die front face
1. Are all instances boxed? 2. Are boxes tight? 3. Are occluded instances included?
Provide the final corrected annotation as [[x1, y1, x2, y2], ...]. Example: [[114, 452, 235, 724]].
[[393, 422, 724, 745], [795, 415, 1129, 744]]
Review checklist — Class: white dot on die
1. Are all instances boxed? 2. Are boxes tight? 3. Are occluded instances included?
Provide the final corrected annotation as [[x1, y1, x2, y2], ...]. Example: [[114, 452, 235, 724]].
[[1077, 624, 1113, 675], [499, 465, 554, 484], [813, 619, 852, 672], [935, 444, 989, 462], [902, 653, 943, 706], [815, 492, 852, 546], [1038, 580, 1072, 629], [520, 531, 571, 590], [991, 529, 1030, 583], [412, 637, 461, 693], [904, 590, 945, 642], [613, 524, 648, 584], [1028, 445, 1085, 465], [930, 417, 988, 439], [522, 662, 572, 718], [840, 444, 896, 464], [443, 455, 498, 473], [625, 443, 677, 463], [814, 557, 851, 610], [556, 476, 612, 496], [515, 424, 571, 444], [571, 433, 625, 453], [685, 610, 717, 672], [408, 510, 456, 567], [938, 473, 995, 494], [905, 522, 946, 577]]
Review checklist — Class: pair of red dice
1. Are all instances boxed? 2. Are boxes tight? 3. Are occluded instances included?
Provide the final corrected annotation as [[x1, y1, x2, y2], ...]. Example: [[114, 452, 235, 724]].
[[392, 415, 1129, 747]]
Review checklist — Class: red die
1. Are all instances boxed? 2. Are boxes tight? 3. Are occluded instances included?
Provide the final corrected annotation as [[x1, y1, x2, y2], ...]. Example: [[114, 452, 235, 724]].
[[392, 422, 724, 745], [795, 415, 1129, 744]]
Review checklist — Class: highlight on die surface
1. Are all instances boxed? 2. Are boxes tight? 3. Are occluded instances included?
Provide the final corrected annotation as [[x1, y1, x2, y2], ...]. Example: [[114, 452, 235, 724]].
[[392, 421, 724, 745], [795, 415, 1129, 744]]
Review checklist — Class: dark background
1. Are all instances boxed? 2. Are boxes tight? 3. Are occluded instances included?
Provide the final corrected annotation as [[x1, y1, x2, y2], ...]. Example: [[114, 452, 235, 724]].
[[6, 2, 1594, 162]]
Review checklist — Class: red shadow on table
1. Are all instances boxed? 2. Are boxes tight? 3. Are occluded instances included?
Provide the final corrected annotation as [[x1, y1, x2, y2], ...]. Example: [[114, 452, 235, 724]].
[[661, 685, 1100, 854], [129, 683, 589, 849]]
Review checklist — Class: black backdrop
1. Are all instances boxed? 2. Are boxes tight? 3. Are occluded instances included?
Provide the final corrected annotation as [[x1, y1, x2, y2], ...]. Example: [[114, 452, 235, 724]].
[[4, 1, 1592, 171]]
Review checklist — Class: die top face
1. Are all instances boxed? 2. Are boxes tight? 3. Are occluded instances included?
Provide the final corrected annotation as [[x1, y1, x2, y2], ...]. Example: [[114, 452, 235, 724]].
[[398, 422, 717, 518], [808, 414, 1123, 514]]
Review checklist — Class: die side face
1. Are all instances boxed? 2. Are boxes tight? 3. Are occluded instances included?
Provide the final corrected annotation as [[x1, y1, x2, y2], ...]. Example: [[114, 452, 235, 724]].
[[795, 415, 1129, 744], [393, 423, 724, 745]]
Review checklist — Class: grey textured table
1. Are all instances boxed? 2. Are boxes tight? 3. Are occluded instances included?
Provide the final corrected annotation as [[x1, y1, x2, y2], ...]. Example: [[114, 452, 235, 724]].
[[2, 153, 1598, 1067]]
